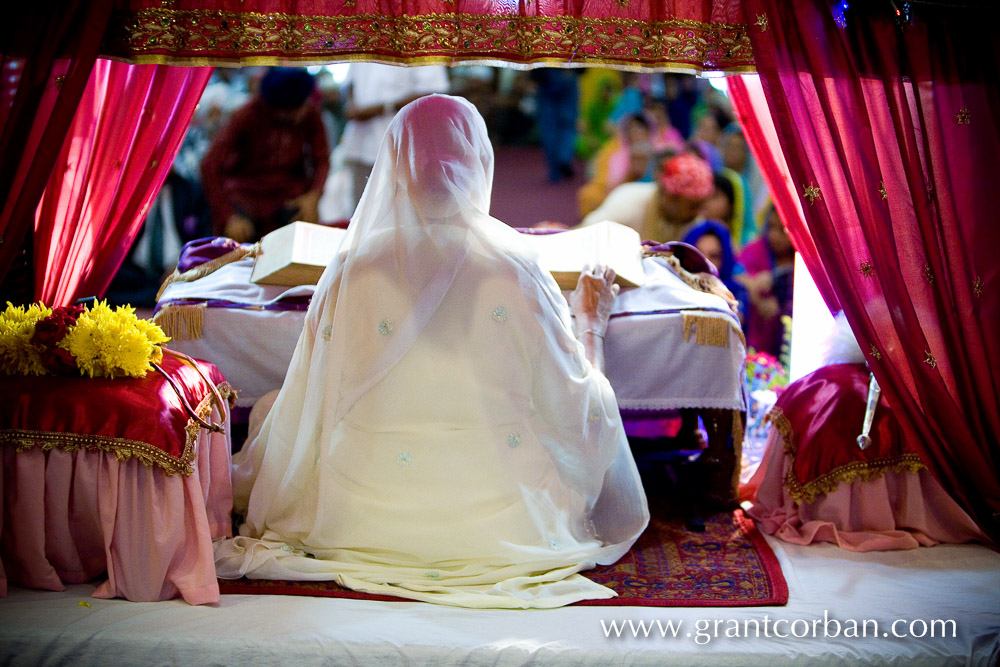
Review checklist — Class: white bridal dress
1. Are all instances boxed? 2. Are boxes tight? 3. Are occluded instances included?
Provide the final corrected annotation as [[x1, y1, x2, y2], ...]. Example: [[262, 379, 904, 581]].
[[214, 94, 649, 608]]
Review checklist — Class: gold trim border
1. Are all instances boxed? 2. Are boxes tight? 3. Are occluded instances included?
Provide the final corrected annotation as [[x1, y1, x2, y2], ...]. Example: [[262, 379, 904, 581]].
[[1, 382, 232, 477], [101, 9, 756, 73], [767, 406, 925, 505]]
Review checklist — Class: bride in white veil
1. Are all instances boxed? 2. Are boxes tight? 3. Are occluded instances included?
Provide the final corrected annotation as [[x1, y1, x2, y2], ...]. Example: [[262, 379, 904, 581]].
[[215, 94, 648, 608]]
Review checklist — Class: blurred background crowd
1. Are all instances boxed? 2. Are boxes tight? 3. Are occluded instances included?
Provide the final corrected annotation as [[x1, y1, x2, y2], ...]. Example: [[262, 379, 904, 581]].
[[108, 64, 794, 361]]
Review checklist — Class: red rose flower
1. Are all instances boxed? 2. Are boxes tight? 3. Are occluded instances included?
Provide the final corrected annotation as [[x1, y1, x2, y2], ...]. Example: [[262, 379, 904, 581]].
[[31, 305, 85, 374]]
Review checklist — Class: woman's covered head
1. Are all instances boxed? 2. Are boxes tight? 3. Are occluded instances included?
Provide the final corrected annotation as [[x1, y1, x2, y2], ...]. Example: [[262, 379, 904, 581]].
[[387, 94, 493, 219], [682, 220, 736, 281]]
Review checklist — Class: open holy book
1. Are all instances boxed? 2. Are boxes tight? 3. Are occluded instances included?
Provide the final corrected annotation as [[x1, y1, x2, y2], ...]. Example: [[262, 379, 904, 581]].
[[250, 221, 348, 286], [250, 219, 646, 289], [522, 220, 647, 290]]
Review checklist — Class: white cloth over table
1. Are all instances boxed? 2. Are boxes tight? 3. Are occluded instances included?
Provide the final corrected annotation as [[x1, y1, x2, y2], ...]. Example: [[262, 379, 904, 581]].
[[160, 255, 746, 414], [214, 95, 649, 608]]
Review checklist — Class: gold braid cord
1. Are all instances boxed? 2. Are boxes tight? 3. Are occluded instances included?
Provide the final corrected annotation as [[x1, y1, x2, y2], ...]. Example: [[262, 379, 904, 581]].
[[155, 242, 260, 302], [1, 382, 233, 477], [153, 243, 261, 340], [766, 406, 926, 505]]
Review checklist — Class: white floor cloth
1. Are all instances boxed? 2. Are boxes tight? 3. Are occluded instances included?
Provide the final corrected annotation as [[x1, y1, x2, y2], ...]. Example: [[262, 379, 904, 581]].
[[2, 537, 997, 666]]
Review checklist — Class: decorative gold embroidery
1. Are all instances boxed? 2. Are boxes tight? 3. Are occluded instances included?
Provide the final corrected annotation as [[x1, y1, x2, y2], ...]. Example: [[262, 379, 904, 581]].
[[2, 382, 233, 476], [492, 306, 507, 322], [879, 181, 887, 201], [922, 264, 935, 285], [682, 313, 730, 348], [102, 8, 757, 73], [859, 261, 874, 278], [767, 406, 925, 504], [802, 183, 821, 204], [755, 14, 768, 31], [869, 344, 882, 361], [973, 276, 983, 298], [955, 107, 971, 125], [923, 350, 937, 368], [155, 242, 260, 302], [396, 451, 412, 466]]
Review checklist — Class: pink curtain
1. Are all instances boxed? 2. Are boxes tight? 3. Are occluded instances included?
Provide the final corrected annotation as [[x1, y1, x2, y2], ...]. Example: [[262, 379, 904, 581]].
[[742, 0, 1000, 542], [727, 75, 839, 313], [0, 2, 114, 288], [34, 60, 212, 306]]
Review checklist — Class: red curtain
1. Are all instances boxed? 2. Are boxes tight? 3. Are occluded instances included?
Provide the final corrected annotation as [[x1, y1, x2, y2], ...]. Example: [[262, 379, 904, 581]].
[[99, 0, 754, 73], [34, 60, 212, 306], [0, 3, 114, 287], [727, 75, 839, 313], [742, 0, 1000, 542]]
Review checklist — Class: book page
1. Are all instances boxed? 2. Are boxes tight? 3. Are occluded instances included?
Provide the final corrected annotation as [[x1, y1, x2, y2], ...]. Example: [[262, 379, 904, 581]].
[[523, 221, 645, 289]]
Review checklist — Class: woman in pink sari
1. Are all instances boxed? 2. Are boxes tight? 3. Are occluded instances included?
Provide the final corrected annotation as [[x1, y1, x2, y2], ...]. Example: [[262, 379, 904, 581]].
[[738, 203, 794, 357]]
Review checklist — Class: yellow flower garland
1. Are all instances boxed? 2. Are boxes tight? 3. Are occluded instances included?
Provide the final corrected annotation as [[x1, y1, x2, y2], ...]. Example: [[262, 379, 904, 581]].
[[0, 300, 170, 379]]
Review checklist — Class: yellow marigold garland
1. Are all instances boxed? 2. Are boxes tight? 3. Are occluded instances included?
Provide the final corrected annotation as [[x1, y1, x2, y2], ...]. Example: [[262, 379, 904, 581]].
[[0, 300, 170, 379], [0, 302, 52, 375]]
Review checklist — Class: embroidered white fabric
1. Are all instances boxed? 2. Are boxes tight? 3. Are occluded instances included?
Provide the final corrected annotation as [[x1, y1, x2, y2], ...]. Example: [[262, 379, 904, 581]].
[[214, 95, 649, 608]]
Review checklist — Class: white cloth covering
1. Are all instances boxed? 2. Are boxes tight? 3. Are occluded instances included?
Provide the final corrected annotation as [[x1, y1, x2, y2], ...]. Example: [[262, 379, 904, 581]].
[[4, 538, 998, 665], [214, 95, 649, 608], [159, 254, 747, 414]]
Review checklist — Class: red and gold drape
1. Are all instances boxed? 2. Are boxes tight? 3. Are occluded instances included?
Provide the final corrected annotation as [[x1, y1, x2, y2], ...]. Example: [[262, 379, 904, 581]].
[[743, 0, 1000, 543], [99, 0, 755, 73]]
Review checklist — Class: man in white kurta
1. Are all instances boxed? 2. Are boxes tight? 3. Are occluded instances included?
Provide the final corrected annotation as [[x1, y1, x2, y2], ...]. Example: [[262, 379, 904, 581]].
[[339, 63, 449, 210], [215, 95, 648, 609]]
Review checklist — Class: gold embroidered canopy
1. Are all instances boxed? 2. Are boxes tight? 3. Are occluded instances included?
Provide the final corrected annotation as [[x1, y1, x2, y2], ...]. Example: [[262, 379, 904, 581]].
[[100, 0, 756, 72]]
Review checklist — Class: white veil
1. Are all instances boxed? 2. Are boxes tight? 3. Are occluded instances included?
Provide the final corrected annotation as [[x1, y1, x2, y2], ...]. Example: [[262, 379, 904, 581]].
[[220, 95, 649, 608]]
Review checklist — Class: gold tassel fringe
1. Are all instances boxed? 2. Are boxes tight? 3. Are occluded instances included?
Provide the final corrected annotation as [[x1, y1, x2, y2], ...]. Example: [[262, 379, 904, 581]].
[[153, 303, 206, 341], [683, 313, 730, 348]]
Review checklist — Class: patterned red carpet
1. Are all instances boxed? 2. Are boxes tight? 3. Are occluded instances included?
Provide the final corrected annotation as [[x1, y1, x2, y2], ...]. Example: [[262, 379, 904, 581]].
[[218, 509, 787, 607]]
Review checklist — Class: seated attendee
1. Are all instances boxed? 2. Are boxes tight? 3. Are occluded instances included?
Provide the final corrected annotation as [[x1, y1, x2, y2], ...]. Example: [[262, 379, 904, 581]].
[[581, 152, 714, 243], [215, 94, 649, 609], [578, 113, 668, 218], [681, 221, 749, 325], [718, 124, 765, 245], [698, 172, 738, 237], [200, 68, 330, 243], [748, 313, 983, 551], [738, 203, 795, 357]]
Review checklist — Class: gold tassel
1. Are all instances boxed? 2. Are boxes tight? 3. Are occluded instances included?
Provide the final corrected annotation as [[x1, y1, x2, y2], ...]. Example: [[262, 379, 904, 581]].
[[155, 242, 260, 303], [153, 303, 206, 341], [683, 313, 730, 348]]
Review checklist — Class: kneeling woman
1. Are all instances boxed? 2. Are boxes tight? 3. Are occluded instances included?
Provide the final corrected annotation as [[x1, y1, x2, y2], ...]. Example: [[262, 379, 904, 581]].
[[215, 94, 649, 608]]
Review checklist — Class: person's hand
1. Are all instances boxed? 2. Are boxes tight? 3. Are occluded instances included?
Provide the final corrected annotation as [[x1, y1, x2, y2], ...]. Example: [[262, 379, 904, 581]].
[[570, 265, 619, 334], [223, 214, 255, 243], [286, 190, 321, 223]]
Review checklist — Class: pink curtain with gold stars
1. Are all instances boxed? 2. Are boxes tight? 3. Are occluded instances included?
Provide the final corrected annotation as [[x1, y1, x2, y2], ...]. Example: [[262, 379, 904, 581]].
[[742, 0, 1000, 543]]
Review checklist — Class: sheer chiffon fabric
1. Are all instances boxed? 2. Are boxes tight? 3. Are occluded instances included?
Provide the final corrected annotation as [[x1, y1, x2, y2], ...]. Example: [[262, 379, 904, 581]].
[[215, 95, 649, 608]]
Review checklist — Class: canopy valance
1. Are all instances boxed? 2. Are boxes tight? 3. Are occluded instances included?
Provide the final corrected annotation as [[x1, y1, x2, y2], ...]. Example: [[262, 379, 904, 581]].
[[99, 0, 755, 73]]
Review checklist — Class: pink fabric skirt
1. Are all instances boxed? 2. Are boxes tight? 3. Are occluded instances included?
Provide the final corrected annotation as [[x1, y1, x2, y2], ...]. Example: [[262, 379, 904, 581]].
[[0, 405, 232, 604], [747, 426, 983, 551]]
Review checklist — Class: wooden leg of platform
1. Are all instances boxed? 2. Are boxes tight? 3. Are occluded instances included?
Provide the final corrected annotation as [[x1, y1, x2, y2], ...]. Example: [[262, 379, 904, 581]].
[[692, 408, 741, 513]]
